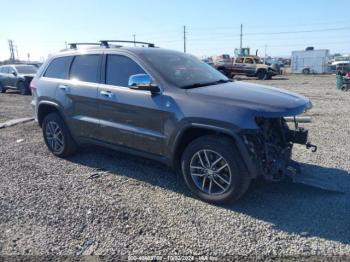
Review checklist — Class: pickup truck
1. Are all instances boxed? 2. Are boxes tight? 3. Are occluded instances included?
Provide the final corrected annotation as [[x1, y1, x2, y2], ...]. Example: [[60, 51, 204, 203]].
[[215, 55, 277, 80]]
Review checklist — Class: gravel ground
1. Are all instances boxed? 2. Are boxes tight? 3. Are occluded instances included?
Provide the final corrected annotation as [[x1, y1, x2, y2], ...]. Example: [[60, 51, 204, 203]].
[[0, 74, 349, 258], [0, 90, 32, 123]]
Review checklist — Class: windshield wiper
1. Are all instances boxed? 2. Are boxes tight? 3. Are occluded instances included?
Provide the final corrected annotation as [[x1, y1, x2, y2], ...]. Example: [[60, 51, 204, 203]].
[[181, 79, 231, 89]]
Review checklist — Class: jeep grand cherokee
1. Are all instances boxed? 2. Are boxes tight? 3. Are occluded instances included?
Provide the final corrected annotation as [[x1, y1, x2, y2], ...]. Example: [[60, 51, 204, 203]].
[[31, 41, 314, 203]]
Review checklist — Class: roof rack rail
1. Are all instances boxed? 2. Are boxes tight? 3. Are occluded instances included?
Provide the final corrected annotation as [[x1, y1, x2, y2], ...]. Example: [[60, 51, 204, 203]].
[[68, 43, 102, 49], [100, 40, 155, 48]]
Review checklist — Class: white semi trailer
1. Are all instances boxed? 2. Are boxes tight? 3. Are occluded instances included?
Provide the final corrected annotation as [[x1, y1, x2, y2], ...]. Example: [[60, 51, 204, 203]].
[[291, 48, 330, 74]]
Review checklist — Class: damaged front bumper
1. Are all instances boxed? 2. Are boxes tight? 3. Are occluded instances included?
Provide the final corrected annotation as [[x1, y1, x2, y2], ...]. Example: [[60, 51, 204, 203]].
[[242, 115, 317, 181]]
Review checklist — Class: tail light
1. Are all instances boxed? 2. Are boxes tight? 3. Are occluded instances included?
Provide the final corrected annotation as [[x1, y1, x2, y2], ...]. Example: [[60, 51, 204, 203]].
[[30, 80, 36, 92]]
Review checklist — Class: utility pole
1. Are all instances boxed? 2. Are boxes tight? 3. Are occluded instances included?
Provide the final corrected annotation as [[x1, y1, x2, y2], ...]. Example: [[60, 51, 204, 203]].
[[15, 46, 19, 61], [133, 34, 136, 46], [183, 25, 186, 53], [8, 40, 15, 62], [240, 24, 243, 49]]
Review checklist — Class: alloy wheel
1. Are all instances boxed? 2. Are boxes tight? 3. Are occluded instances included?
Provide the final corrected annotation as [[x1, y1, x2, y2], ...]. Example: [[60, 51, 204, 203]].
[[189, 149, 232, 195], [45, 121, 65, 154]]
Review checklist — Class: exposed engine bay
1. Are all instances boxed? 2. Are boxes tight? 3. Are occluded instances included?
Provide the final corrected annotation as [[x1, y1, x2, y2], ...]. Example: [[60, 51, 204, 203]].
[[243, 116, 317, 181]]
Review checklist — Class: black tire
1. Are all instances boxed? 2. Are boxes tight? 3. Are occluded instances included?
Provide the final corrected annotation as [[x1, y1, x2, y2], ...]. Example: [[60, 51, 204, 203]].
[[181, 135, 251, 204], [302, 68, 310, 75], [42, 112, 77, 157], [257, 70, 268, 80], [0, 83, 6, 93], [18, 81, 30, 95]]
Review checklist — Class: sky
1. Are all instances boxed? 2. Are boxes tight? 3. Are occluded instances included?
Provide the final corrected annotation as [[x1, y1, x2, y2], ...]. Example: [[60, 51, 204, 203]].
[[1, 0, 350, 61]]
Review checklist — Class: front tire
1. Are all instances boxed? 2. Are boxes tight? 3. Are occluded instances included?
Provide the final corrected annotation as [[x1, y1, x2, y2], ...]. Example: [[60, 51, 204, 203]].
[[181, 135, 251, 204], [257, 70, 268, 80], [42, 113, 77, 157]]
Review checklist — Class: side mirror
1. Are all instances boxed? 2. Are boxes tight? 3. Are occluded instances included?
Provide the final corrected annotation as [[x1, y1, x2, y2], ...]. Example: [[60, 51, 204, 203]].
[[12, 71, 17, 76], [128, 74, 160, 93]]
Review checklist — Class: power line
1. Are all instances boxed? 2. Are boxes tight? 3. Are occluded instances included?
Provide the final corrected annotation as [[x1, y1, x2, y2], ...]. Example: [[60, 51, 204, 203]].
[[245, 26, 350, 36]]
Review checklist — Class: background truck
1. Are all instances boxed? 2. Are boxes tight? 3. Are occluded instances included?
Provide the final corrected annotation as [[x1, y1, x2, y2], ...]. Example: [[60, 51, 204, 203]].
[[213, 55, 277, 80]]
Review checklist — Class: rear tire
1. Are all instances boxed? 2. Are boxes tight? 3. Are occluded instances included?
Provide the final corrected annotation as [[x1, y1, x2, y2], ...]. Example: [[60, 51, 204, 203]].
[[42, 113, 77, 157], [181, 135, 251, 204], [0, 83, 6, 93]]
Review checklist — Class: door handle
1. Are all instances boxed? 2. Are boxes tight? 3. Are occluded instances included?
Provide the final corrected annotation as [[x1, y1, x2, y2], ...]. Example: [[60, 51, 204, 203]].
[[100, 90, 113, 98], [58, 84, 69, 91]]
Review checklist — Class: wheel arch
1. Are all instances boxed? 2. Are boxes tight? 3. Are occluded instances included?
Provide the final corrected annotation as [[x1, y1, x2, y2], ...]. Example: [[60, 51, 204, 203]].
[[171, 124, 257, 178], [37, 101, 63, 127]]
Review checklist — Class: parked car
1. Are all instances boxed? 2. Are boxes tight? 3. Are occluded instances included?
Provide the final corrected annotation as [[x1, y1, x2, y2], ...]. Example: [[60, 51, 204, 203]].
[[214, 55, 277, 80], [0, 64, 38, 95], [31, 41, 314, 203]]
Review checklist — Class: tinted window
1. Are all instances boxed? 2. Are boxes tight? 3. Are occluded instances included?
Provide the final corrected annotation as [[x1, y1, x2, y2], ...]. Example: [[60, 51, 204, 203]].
[[0, 67, 6, 73], [106, 55, 145, 87], [8, 67, 16, 74], [44, 56, 73, 79], [70, 55, 101, 83], [15, 65, 37, 74]]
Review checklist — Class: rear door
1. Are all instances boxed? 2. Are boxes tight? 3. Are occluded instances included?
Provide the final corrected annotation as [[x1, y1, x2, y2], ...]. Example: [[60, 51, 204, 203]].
[[64, 54, 102, 140], [97, 53, 169, 156], [0, 67, 9, 86]]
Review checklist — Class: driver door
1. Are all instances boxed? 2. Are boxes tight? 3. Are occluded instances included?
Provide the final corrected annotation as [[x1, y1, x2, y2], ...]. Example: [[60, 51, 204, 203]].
[[97, 54, 171, 156], [7, 67, 18, 87]]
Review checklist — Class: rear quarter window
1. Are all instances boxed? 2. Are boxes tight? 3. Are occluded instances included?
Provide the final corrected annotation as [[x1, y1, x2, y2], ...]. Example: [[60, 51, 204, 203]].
[[44, 56, 73, 79]]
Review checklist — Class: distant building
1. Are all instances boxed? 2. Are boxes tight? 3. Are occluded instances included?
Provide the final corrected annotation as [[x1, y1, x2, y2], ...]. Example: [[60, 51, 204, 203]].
[[291, 48, 330, 74]]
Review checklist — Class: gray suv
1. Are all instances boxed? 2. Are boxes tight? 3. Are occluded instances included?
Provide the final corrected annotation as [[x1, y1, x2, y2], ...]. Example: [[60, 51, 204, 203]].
[[31, 41, 314, 203], [0, 64, 38, 95]]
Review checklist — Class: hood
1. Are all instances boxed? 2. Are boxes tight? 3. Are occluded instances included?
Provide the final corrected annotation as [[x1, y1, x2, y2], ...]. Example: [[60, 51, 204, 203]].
[[186, 81, 312, 117]]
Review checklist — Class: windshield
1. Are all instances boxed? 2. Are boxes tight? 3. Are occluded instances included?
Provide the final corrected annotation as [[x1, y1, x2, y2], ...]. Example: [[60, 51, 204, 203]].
[[15, 65, 37, 74], [140, 51, 229, 88]]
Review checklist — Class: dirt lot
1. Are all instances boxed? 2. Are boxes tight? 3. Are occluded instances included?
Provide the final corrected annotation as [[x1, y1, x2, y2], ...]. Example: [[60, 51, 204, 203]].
[[0, 75, 349, 258]]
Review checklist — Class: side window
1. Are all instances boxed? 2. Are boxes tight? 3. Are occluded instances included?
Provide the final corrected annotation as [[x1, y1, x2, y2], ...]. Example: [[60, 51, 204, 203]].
[[70, 55, 101, 83], [8, 67, 16, 74], [106, 55, 146, 87], [245, 58, 254, 64], [0, 67, 5, 73], [44, 56, 73, 79], [235, 57, 244, 63]]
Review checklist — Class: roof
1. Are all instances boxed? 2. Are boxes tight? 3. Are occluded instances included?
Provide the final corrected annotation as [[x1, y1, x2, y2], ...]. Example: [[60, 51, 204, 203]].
[[52, 45, 184, 59]]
